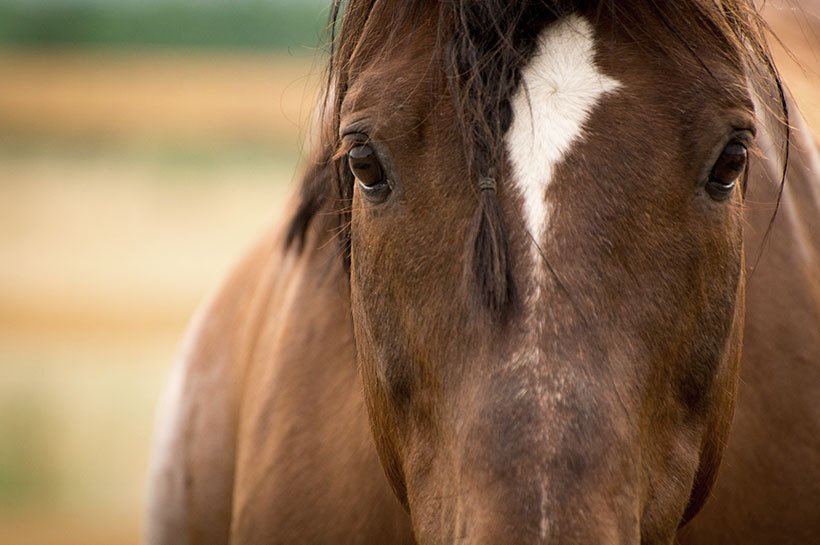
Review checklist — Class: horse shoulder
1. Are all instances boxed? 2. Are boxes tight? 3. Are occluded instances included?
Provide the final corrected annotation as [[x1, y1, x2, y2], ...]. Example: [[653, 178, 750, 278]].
[[224, 216, 413, 544], [145, 225, 286, 545]]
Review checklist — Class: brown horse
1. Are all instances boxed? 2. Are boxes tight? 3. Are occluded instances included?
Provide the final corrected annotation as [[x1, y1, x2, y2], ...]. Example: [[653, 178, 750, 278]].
[[145, 1, 820, 544]]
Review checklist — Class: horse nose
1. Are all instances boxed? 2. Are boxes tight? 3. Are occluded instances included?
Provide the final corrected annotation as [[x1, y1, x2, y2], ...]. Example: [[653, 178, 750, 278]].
[[449, 507, 638, 545], [442, 382, 642, 545], [450, 494, 639, 545]]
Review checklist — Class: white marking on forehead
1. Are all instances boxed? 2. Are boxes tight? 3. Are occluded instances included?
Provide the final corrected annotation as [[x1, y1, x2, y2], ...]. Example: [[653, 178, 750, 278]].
[[504, 20, 621, 533], [507, 15, 621, 247]]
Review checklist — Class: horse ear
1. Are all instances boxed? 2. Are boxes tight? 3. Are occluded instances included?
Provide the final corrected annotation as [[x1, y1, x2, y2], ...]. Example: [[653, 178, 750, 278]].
[[285, 145, 333, 252]]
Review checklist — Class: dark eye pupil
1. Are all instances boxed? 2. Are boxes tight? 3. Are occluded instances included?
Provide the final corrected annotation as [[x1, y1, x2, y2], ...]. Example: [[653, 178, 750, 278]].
[[348, 145, 384, 188], [710, 142, 747, 186]]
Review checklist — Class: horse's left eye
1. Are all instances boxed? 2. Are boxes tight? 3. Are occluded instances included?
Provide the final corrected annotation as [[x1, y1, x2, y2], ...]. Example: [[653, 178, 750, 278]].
[[706, 140, 747, 200]]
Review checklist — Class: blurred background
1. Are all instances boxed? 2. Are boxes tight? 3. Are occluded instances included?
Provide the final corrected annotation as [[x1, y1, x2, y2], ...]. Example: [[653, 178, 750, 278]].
[[0, 1, 817, 544], [0, 1, 325, 544]]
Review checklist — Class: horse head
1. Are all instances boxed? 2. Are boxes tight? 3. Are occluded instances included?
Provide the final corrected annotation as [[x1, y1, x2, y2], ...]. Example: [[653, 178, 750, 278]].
[[290, 1, 787, 543]]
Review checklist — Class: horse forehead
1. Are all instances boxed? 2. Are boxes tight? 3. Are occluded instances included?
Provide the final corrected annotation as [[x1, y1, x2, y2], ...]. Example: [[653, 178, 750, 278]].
[[506, 14, 621, 246], [342, 18, 438, 120]]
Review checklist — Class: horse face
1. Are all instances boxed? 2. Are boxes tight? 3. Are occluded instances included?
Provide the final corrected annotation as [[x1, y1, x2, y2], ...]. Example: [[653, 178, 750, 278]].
[[339, 7, 753, 544]]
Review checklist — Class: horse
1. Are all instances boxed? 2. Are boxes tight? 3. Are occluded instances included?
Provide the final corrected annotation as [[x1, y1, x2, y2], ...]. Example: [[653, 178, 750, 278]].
[[145, 1, 820, 544]]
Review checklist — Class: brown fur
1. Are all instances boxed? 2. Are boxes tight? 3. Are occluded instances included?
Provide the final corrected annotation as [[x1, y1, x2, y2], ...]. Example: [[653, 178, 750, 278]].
[[678, 103, 820, 545], [146, 2, 819, 544]]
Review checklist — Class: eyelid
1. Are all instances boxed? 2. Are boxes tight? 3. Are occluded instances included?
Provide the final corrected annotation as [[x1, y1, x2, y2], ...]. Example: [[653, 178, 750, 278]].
[[343, 133, 373, 148], [731, 128, 755, 145], [339, 117, 373, 139], [335, 132, 373, 161]]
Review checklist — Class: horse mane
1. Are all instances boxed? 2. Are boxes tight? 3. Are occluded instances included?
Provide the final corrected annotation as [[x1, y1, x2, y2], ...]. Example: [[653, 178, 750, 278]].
[[285, 0, 788, 317]]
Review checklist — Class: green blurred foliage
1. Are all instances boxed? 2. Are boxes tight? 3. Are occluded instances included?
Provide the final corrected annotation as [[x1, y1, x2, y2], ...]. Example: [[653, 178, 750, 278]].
[[0, 1, 328, 50]]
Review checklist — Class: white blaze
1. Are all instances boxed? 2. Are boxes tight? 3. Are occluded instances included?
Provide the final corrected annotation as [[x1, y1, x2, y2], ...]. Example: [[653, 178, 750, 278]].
[[507, 15, 621, 252], [504, 17, 622, 538]]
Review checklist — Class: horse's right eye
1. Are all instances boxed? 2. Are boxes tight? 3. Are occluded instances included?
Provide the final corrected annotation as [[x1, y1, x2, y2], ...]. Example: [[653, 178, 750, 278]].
[[348, 144, 387, 192]]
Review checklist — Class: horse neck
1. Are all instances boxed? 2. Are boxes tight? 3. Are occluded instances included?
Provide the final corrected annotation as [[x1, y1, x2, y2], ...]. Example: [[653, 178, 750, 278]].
[[743, 97, 820, 371], [745, 100, 820, 281]]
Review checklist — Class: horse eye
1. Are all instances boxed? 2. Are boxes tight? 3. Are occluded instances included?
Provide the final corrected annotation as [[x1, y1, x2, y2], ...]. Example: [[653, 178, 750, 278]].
[[348, 144, 387, 192], [706, 140, 747, 200]]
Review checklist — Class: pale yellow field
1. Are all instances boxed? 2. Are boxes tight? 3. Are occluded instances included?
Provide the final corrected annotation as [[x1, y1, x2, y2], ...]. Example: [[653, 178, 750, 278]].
[[0, 5, 817, 545]]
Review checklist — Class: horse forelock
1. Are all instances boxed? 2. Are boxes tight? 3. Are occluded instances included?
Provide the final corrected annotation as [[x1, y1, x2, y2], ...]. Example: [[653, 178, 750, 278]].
[[286, 0, 788, 317]]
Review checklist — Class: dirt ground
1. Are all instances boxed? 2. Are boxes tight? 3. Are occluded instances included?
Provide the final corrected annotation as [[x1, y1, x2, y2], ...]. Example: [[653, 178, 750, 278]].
[[0, 4, 817, 545]]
